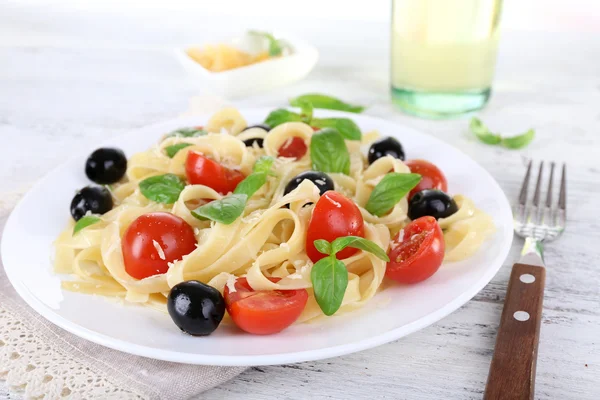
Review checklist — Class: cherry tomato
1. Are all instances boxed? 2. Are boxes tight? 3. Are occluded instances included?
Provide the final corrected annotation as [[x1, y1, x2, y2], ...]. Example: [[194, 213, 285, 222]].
[[122, 212, 197, 280], [306, 191, 365, 262], [185, 151, 245, 194], [278, 137, 307, 160], [404, 159, 448, 199], [224, 277, 308, 335], [386, 216, 445, 284]]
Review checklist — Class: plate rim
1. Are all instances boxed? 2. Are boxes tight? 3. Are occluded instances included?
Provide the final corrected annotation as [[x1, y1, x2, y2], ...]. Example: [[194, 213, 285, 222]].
[[1, 109, 514, 366]]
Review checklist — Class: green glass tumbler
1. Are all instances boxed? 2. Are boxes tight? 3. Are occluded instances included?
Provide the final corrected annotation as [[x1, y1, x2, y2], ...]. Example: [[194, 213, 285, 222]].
[[391, 0, 503, 119]]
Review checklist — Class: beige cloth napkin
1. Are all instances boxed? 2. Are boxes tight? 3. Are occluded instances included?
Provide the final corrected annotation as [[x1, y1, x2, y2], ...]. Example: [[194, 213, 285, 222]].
[[0, 187, 246, 399]]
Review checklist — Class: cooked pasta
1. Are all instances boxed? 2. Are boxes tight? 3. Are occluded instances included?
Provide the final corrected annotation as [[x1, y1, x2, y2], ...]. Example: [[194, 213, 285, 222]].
[[54, 107, 495, 334]]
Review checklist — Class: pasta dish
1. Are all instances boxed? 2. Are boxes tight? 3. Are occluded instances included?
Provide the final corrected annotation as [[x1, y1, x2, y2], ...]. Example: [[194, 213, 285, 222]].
[[54, 106, 495, 336]]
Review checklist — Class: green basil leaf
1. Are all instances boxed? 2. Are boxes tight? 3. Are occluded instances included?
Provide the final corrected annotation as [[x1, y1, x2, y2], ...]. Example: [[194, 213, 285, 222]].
[[73, 215, 101, 235], [165, 143, 193, 158], [248, 31, 284, 56], [248, 31, 285, 57], [314, 239, 332, 256], [139, 174, 185, 204], [311, 118, 361, 141], [470, 118, 501, 145], [310, 128, 350, 175], [191, 194, 248, 225], [311, 255, 348, 316], [165, 127, 207, 139], [296, 100, 313, 124], [264, 109, 303, 128], [290, 94, 365, 113], [365, 173, 422, 217], [330, 236, 389, 262], [252, 156, 275, 174], [234, 173, 268, 199], [501, 129, 535, 149], [470, 118, 535, 149], [233, 156, 275, 198]]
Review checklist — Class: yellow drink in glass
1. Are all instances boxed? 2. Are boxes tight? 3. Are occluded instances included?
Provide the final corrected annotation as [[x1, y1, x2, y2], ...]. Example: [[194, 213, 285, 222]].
[[391, 0, 502, 118]]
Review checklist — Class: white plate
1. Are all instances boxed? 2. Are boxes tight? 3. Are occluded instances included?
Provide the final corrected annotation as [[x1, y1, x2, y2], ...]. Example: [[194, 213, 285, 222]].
[[175, 33, 319, 98], [1, 109, 513, 366]]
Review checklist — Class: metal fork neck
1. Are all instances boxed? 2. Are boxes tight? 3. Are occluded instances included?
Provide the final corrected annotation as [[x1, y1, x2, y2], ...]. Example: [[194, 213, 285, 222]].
[[519, 237, 545, 267]]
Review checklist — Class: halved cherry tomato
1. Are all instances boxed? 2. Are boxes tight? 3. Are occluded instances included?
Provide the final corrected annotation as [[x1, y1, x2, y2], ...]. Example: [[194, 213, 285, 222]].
[[185, 151, 245, 194], [278, 137, 307, 160], [306, 191, 365, 262], [122, 212, 197, 280], [224, 277, 308, 335], [386, 216, 445, 284], [405, 159, 448, 199]]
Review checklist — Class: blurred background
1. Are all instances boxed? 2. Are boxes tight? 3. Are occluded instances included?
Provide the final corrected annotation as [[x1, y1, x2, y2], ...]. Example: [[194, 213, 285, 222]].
[[1, 0, 599, 192]]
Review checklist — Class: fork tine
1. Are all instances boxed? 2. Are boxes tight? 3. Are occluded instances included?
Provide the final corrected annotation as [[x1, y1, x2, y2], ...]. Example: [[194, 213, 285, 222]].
[[545, 162, 555, 208], [532, 161, 544, 206], [559, 163, 567, 210], [518, 160, 533, 205]]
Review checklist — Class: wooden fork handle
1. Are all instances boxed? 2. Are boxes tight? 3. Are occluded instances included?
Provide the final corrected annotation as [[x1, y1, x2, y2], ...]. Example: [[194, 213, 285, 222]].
[[484, 263, 546, 400]]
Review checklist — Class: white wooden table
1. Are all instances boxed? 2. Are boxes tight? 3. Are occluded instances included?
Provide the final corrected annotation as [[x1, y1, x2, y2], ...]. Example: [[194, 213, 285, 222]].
[[1, 4, 599, 399]]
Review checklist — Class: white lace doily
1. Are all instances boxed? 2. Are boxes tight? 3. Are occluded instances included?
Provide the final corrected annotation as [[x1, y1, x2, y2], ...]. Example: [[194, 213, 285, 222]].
[[0, 304, 144, 400]]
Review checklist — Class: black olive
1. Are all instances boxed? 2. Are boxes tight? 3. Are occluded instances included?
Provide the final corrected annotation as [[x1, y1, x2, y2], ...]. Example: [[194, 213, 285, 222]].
[[368, 137, 405, 164], [70, 186, 113, 221], [243, 137, 264, 148], [85, 148, 127, 184], [408, 189, 458, 220], [284, 171, 334, 197], [167, 280, 225, 336], [243, 124, 271, 132]]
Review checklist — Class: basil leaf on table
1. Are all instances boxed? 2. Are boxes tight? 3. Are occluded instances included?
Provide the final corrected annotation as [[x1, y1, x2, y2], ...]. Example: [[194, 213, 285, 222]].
[[248, 30, 284, 56], [330, 236, 389, 262], [191, 194, 248, 225], [311, 118, 362, 141], [73, 215, 101, 235], [365, 173, 422, 217], [501, 129, 536, 149], [310, 128, 350, 175], [313, 239, 332, 256], [470, 117, 535, 149], [139, 174, 185, 204], [311, 255, 348, 316], [290, 94, 365, 114], [470, 118, 501, 145], [165, 127, 207, 139], [164, 143, 193, 158], [264, 109, 303, 128]]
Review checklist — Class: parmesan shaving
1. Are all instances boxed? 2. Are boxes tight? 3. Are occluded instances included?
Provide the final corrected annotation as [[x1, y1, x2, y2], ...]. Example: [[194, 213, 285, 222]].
[[152, 240, 166, 260], [226, 274, 237, 293]]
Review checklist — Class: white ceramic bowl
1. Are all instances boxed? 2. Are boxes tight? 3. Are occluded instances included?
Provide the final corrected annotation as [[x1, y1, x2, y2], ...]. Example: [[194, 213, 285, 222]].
[[175, 33, 319, 98]]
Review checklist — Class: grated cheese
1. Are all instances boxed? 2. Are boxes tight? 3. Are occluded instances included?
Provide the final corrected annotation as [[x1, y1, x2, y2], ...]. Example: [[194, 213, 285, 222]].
[[152, 240, 166, 260], [326, 196, 342, 208], [226, 274, 237, 293], [390, 229, 404, 250]]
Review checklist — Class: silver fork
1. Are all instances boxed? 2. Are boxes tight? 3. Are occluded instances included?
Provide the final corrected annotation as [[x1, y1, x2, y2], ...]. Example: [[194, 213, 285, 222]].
[[484, 160, 567, 400]]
